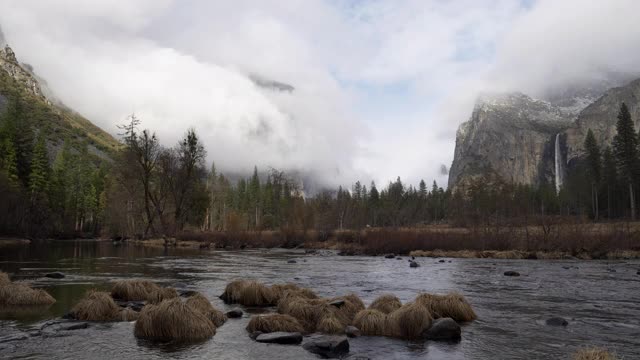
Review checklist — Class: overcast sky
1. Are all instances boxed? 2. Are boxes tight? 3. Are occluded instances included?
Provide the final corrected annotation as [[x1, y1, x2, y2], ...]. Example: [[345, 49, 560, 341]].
[[1, 0, 639, 189]]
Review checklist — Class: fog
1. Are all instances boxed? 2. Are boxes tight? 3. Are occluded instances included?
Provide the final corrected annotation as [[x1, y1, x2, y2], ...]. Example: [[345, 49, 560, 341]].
[[0, 0, 639, 190]]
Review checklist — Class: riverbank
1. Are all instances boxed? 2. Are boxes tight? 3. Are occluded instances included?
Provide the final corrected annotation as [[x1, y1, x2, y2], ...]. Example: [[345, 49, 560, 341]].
[[0, 238, 31, 247]]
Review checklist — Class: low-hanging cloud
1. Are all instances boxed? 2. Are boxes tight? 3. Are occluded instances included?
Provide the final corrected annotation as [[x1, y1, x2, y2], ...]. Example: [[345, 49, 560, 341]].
[[0, 0, 639, 189]]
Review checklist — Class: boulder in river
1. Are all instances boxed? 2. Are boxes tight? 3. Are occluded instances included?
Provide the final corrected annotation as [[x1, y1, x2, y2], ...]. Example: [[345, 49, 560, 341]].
[[423, 318, 461, 341], [226, 308, 243, 318], [384, 254, 396, 259], [45, 272, 65, 279], [287, 260, 297, 264], [504, 271, 520, 276], [545, 317, 568, 326], [345, 325, 361, 338], [302, 336, 350, 358], [255, 332, 303, 345], [438, 259, 446, 263], [409, 261, 420, 268]]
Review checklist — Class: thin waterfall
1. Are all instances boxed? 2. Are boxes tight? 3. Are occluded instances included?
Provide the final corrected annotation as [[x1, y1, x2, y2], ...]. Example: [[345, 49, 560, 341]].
[[554, 133, 563, 194]]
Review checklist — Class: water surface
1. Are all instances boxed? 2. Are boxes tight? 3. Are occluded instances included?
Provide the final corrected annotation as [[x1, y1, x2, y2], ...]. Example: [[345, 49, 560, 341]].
[[1, 240, 639, 359]]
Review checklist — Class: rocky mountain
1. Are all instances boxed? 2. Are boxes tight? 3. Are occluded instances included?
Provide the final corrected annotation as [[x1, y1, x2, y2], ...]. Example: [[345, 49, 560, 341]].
[[449, 77, 640, 190], [0, 44, 119, 161]]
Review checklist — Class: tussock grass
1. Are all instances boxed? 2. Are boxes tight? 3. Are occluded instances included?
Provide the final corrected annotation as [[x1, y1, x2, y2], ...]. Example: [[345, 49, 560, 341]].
[[270, 283, 302, 302], [111, 280, 161, 301], [415, 292, 476, 322], [0, 283, 56, 306], [185, 292, 226, 327], [221, 280, 277, 306], [120, 307, 140, 321], [147, 287, 179, 304], [353, 309, 387, 336], [71, 290, 121, 321], [386, 302, 432, 339], [134, 298, 216, 342], [572, 347, 617, 360], [280, 298, 329, 332], [246, 313, 304, 333], [328, 293, 365, 324], [369, 294, 402, 314], [0, 272, 10, 285], [317, 314, 344, 334]]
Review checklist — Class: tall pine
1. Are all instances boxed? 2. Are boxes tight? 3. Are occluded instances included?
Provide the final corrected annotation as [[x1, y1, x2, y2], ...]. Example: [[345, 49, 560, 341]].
[[612, 103, 638, 220], [28, 133, 49, 199], [584, 129, 601, 220]]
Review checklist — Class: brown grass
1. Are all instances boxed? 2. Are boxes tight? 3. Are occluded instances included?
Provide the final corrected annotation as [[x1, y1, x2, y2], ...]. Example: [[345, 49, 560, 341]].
[[111, 280, 161, 301], [369, 294, 402, 314], [185, 292, 226, 327], [147, 287, 179, 304], [119, 307, 140, 321], [279, 298, 330, 332], [0, 272, 10, 285], [0, 283, 56, 306], [415, 292, 477, 322], [220, 280, 276, 306], [246, 313, 305, 334], [134, 298, 216, 342], [572, 347, 617, 360], [353, 309, 387, 336], [316, 314, 345, 334], [71, 290, 121, 321], [386, 302, 432, 339], [328, 294, 365, 324]]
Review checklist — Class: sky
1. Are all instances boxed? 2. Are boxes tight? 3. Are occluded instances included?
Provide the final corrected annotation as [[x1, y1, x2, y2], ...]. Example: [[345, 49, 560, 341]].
[[1, 0, 640, 190]]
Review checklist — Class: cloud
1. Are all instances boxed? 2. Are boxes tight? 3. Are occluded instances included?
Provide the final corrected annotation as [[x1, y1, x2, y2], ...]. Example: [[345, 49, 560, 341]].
[[0, 0, 638, 190]]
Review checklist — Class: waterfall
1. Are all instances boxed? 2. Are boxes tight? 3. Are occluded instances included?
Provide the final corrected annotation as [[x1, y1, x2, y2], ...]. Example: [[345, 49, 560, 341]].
[[554, 133, 563, 194]]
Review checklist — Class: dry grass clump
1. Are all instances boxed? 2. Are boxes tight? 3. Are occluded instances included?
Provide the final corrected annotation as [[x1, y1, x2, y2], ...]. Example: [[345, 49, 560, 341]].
[[0, 272, 10, 285], [328, 293, 365, 325], [120, 307, 140, 321], [572, 347, 617, 360], [220, 280, 277, 306], [369, 294, 402, 314], [71, 290, 121, 321], [353, 309, 387, 336], [415, 292, 476, 322], [279, 298, 330, 332], [270, 283, 303, 302], [185, 292, 226, 327], [0, 283, 56, 306], [147, 287, 179, 305], [246, 314, 304, 333], [317, 314, 344, 334], [134, 298, 216, 342], [386, 302, 432, 339], [111, 280, 176, 302]]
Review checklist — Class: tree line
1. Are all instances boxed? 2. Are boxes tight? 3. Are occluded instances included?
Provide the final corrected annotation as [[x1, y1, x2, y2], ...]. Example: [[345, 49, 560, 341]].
[[1, 100, 639, 239]]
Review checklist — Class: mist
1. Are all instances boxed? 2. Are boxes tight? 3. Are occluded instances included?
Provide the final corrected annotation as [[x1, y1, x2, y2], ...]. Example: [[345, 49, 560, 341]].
[[1, 0, 639, 190]]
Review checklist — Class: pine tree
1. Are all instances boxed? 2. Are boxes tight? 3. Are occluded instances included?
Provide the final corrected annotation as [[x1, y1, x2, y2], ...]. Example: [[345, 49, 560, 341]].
[[2, 138, 19, 186], [602, 146, 617, 218], [28, 133, 49, 199], [612, 103, 638, 219], [584, 129, 601, 220]]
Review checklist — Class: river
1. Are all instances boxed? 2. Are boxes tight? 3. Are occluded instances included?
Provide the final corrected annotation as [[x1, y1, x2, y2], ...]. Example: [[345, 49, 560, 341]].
[[1, 240, 639, 359]]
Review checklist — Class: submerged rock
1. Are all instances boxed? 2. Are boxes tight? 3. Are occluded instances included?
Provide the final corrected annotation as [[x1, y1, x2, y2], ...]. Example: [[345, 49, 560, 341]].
[[438, 259, 446, 263], [384, 254, 396, 259], [250, 331, 263, 340], [423, 318, 461, 341], [545, 317, 568, 326], [345, 326, 361, 338], [409, 261, 420, 268], [62, 322, 89, 331], [255, 332, 303, 345], [45, 272, 65, 279], [287, 260, 297, 264], [226, 308, 243, 318], [303, 336, 349, 358], [504, 271, 520, 277]]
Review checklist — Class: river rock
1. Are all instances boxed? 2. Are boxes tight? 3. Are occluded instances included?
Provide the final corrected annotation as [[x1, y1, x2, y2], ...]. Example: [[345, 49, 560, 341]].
[[255, 332, 303, 345], [287, 259, 297, 264], [384, 254, 396, 259], [302, 336, 349, 358], [45, 272, 65, 279], [409, 261, 420, 268], [250, 331, 263, 340], [226, 308, 243, 318], [438, 259, 446, 263], [329, 299, 345, 308], [396, 257, 402, 260], [504, 271, 520, 276], [423, 318, 461, 341], [545, 317, 568, 326], [345, 326, 361, 338]]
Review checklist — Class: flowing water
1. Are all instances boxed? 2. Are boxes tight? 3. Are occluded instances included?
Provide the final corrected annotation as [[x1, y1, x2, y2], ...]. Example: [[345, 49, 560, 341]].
[[555, 133, 563, 194], [1, 240, 639, 359]]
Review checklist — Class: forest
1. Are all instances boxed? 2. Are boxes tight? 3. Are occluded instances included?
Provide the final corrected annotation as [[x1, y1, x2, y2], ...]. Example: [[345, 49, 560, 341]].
[[1, 93, 640, 255]]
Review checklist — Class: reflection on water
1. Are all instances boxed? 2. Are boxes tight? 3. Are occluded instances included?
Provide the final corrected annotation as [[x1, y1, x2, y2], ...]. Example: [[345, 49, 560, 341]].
[[1, 240, 639, 359]]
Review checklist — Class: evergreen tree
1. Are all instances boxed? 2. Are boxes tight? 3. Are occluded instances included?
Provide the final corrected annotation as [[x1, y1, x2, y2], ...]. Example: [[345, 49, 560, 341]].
[[28, 133, 49, 199], [602, 146, 617, 218], [612, 103, 638, 219], [584, 129, 601, 220], [1, 138, 19, 186]]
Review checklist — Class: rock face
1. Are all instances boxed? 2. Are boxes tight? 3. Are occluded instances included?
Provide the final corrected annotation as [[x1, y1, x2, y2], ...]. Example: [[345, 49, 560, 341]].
[[302, 336, 350, 358], [255, 332, 303, 345], [449, 78, 640, 190], [423, 318, 461, 341]]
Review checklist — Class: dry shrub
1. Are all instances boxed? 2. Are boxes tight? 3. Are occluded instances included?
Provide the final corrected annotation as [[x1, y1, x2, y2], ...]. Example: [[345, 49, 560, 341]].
[[317, 314, 344, 334], [572, 347, 617, 360], [369, 294, 402, 314], [120, 307, 140, 321], [111, 280, 160, 301], [134, 298, 216, 342], [353, 309, 387, 336], [386, 302, 432, 339], [186, 292, 226, 327], [71, 290, 121, 321], [246, 313, 304, 333], [0, 283, 56, 306], [0, 272, 10, 285], [415, 292, 476, 322]]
